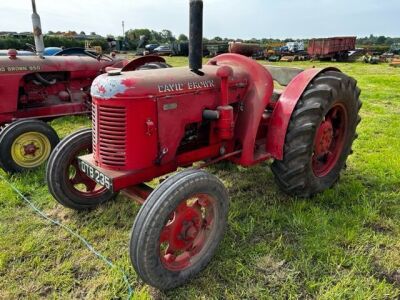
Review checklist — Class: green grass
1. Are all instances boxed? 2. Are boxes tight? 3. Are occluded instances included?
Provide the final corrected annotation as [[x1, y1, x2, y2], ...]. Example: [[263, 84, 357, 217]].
[[1, 57, 399, 299]]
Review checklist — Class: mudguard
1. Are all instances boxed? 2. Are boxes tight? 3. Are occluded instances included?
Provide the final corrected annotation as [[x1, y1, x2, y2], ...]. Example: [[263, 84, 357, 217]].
[[266, 67, 340, 160]]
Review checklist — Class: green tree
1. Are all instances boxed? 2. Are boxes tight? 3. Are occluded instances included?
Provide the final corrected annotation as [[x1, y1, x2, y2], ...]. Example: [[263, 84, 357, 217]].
[[160, 29, 175, 43], [125, 29, 152, 41], [178, 34, 188, 41], [377, 36, 386, 44]]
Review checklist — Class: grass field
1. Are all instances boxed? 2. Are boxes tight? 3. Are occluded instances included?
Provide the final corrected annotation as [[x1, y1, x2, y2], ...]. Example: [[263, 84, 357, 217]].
[[0, 57, 399, 299]]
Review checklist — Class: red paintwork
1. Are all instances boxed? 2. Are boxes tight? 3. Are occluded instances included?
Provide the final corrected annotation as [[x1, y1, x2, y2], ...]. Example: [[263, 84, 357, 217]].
[[209, 54, 274, 166], [308, 37, 356, 59], [81, 54, 342, 193], [312, 103, 348, 177], [265, 67, 340, 160], [0, 53, 131, 126], [159, 194, 215, 271]]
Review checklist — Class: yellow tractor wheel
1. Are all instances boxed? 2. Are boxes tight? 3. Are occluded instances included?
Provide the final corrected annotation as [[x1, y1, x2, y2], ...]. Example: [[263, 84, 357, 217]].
[[0, 120, 59, 173]]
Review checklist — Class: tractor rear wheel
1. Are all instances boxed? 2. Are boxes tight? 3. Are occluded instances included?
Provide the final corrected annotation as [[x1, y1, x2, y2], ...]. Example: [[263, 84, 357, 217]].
[[46, 128, 116, 210], [271, 70, 362, 197], [0, 120, 59, 173], [130, 170, 229, 290]]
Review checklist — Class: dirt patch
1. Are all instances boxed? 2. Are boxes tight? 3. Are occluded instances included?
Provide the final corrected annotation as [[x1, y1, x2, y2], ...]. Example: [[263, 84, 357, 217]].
[[38, 285, 53, 297], [364, 221, 393, 234], [45, 205, 72, 221], [379, 269, 400, 286], [373, 262, 400, 286]]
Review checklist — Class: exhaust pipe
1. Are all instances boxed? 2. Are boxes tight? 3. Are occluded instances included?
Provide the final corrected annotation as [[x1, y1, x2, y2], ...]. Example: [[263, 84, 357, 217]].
[[189, 0, 203, 71], [31, 0, 45, 57]]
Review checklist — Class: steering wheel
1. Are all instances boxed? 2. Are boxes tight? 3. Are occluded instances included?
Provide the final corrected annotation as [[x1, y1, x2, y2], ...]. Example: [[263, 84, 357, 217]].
[[54, 48, 113, 61], [95, 53, 113, 62]]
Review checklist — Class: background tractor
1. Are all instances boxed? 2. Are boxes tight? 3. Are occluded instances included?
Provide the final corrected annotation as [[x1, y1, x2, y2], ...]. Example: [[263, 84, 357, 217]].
[[0, 0, 169, 173], [47, 0, 361, 290]]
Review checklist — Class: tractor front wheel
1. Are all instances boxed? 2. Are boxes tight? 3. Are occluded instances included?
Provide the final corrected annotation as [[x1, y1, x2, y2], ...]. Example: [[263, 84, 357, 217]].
[[46, 128, 116, 210], [130, 170, 229, 290], [0, 120, 59, 173], [271, 70, 362, 197]]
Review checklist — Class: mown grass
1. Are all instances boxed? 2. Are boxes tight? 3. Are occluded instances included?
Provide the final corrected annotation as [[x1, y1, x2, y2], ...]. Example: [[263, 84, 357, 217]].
[[0, 57, 399, 299]]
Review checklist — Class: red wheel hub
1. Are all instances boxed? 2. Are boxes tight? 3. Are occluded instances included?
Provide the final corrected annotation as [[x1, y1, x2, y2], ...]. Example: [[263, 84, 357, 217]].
[[312, 103, 348, 177], [314, 121, 334, 155], [23, 143, 39, 156], [159, 194, 215, 271]]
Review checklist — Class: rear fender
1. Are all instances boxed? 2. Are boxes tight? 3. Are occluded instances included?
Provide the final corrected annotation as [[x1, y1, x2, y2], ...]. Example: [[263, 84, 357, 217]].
[[266, 67, 340, 160], [121, 55, 166, 72]]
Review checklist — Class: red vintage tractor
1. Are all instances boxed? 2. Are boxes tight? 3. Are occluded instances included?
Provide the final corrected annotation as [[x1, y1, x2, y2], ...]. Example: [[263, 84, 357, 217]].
[[0, 1, 169, 173], [46, 0, 361, 290]]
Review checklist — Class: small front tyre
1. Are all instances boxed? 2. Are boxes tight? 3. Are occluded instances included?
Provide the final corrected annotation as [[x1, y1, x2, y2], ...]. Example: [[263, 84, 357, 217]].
[[46, 128, 116, 210], [130, 170, 229, 290]]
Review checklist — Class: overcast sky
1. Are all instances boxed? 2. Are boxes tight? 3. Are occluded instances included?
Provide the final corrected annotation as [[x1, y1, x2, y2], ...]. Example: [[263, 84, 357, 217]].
[[0, 0, 398, 39]]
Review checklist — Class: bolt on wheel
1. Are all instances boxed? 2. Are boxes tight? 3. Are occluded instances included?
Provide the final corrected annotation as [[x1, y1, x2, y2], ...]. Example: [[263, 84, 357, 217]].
[[271, 70, 361, 197], [46, 128, 116, 210], [130, 170, 229, 290], [0, 120, 59, 173], [312, 103, 348, 177], [159, 193, 216, 271], [11, 132, 52, 168]]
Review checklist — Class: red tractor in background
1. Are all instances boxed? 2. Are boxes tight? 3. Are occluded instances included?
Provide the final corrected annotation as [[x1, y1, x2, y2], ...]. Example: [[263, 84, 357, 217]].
[[47, 0, 361, 290], [0, 1, 169, 173]]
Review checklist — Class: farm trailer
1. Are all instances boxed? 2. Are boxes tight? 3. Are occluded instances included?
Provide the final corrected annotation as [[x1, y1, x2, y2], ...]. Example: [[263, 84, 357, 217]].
[[308, 36, 357, 61]]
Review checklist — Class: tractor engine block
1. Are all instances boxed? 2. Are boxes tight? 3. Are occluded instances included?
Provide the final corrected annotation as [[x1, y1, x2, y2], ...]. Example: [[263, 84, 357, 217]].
[[19, 72, 91, 108]]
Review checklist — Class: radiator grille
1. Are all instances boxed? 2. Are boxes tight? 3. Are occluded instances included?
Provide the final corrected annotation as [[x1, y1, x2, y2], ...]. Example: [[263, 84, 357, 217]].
[[93, 103, 127, 167]]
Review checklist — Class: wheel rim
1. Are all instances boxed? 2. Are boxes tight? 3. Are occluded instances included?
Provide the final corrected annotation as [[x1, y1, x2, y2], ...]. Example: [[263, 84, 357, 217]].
[[159, 193, 216, 271], [65, 142, 108, 198], [312, 103, 348, 177], [11, 132, 51, 168]]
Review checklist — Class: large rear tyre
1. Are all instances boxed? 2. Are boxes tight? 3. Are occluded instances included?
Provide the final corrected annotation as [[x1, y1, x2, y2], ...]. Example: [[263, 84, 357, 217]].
[[271, 70, 362, 197], [46, 128, 116, 210], [130, 170, 229, 290], [0, 120, 59, 173]]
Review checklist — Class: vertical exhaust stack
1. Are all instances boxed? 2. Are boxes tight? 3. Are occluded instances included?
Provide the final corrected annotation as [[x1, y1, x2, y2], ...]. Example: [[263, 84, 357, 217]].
[[31, 0, 45, 57], [189, 0, 203, 71]]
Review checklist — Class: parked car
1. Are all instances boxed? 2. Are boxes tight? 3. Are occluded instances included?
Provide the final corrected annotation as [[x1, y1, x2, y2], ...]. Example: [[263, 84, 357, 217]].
[[154, 45, 172, 56], [145, 44, 160, 53]]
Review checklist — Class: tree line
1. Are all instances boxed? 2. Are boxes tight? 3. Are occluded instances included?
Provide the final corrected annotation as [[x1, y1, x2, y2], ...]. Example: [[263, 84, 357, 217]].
[[0, 36, 108, 51], [1, 29, 398, 52]]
